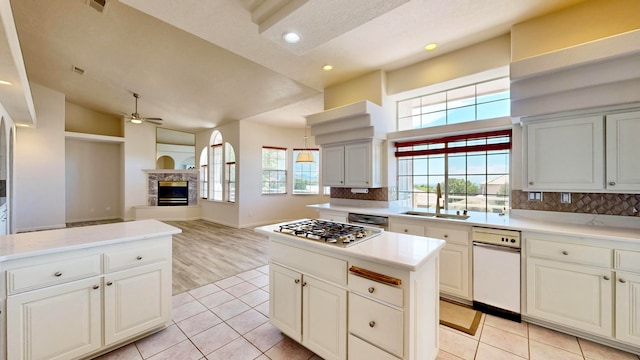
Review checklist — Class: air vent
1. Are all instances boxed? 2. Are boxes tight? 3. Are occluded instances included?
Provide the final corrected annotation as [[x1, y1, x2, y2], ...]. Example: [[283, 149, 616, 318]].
[[86, 0, 109, 14]]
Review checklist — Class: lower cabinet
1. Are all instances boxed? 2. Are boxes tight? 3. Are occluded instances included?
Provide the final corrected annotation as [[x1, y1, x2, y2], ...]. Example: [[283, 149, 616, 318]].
[[7, 277, 102, 360], [526, 257, 613, 337], [317, 210, 348, 223], [614, 249, 640, 346], [270, 262, 347, 360], [104, 263, 171, 346]]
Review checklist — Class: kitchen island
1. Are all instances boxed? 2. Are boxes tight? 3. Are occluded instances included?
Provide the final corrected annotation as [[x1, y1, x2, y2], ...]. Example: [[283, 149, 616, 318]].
[[0, 219, 181, 360], [255, 220, 445, 360]]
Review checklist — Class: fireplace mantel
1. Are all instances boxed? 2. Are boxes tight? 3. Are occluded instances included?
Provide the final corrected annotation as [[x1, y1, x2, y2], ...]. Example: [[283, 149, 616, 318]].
[[143, 169, 199, 174]]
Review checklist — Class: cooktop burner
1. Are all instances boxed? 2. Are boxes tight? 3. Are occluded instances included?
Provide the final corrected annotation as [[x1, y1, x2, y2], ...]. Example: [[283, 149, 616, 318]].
[[274, 219, 381, 247]]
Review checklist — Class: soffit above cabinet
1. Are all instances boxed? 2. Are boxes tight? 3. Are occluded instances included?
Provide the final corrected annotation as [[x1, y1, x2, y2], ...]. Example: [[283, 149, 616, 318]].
[[306, 100, 387, 145]]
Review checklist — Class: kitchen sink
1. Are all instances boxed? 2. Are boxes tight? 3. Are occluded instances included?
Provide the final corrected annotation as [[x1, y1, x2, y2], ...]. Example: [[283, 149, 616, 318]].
[[402, 211, 470, 220]]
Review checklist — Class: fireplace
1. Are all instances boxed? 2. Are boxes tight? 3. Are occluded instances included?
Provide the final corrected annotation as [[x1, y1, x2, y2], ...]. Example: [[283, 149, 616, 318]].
[[158, 181, 189, 206]]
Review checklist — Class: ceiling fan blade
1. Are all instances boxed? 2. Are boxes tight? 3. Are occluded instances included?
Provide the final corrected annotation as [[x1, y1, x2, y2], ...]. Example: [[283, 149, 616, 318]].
[[144, 117, 163, 121], [145, 119, 163, 125]]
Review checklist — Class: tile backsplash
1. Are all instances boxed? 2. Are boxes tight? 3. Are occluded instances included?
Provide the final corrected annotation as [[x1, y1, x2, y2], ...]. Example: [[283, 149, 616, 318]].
[[330, 187, 396, 201], [511, 190, 640, 217]]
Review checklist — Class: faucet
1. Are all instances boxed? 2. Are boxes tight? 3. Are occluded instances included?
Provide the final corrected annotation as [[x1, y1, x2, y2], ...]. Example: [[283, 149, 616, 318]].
[[435, 183, 442, 215]]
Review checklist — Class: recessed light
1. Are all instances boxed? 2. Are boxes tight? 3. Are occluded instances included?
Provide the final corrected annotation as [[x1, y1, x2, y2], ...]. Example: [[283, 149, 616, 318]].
[[424, 43, 438, 51], [0, 80, 12, 86], [322, 64, 333, 71], [282, 31, 301, 43]]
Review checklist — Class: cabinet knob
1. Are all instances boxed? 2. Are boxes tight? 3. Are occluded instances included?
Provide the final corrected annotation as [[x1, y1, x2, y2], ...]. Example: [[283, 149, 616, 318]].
[[603, 276, 610, 281], [529, 181, 534, 185], [608, 181, 616, 186], [403, 229, 408, 233], [562, 251, 569, 256], [294, 279, 300, 284], [369, 321, 376, 328], [444, 234, 448, 238], [106, 281, 113, 286], [619, 278, 627, 284], [302, 282, 307, 287], [54, 271, 62, 277], [368, 287, 375, 293], [93, 285, 100, 290], [136, 256, 143, 260]]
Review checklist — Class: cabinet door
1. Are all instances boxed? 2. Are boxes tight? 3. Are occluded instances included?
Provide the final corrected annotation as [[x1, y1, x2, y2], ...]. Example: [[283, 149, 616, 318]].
[[104, 262, 171, 346], [615, 271, 640, 345], [302, 275, 347, 360], [322, 146, 345, 186], [526, 258, 612, 336], [7, 277, 102, 360], [318, 210, 348, 223], [269, 262, 302, 342], [606, 111, 640, 192], [526, 116, 604, 190], [389, 221, 425, 236], [439, 243, 471, 299], [344, 142, 371, 187]]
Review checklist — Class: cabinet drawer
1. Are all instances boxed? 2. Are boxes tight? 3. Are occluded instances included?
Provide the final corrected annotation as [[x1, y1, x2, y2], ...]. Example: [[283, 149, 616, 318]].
[[615, 250, 640, 273], [104, 242, 170, 273], [426, 227, 469, 246], [389, 223, 424, 236], [270, 241, 347, 285], [348, 334, 400, 360], [349, 293, 403, 357], [348, 273, 403, 307], [7, 255, 102, 294], [527, 239, 611, 268]]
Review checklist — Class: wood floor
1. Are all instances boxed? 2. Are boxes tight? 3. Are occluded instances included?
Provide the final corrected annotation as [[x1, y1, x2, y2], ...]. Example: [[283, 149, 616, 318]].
[[164, 220, 270, 295]]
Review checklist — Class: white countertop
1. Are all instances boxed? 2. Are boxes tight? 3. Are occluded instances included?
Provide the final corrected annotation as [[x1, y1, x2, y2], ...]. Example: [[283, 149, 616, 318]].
[[0, 219, 182, 261], [255, 220, 446, 272], [309, 203, 640, 243]]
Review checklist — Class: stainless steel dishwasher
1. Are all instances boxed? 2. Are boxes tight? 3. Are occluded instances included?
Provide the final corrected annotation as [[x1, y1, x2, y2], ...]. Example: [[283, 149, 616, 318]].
[[347, 213, 389, 230], [472, 226, 522, 322]]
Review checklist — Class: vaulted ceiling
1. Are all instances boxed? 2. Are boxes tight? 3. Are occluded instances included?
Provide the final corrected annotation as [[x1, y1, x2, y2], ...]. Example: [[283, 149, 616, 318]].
[[3, 0, 584, 131]]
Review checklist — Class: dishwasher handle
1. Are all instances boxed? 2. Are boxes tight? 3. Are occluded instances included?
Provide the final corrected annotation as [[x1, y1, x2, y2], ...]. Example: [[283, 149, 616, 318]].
[[473, 241, 521, 253]]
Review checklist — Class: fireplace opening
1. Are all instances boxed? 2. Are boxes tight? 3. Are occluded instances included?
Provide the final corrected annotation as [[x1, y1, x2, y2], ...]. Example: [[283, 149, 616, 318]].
[[158, 181, 188, 206]]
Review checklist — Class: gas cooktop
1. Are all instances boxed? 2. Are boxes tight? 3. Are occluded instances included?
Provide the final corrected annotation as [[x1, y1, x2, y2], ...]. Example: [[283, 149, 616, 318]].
[[274, 219, 382, 248]]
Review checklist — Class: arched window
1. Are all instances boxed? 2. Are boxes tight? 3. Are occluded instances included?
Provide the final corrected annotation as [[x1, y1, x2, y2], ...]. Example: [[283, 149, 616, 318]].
[[225, 143, 236, 202], [210, 131, 223, 201], [199, 147, 208, 199]]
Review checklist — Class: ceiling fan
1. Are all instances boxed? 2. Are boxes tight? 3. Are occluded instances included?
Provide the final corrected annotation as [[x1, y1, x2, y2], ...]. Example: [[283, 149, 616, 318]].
[[124, 93, 163, 125]]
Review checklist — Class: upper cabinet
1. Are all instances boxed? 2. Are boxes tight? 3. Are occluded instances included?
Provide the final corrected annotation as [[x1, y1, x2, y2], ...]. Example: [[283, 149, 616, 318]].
[[322, 140, 382, 188], [524, 110, 640, 193], [605, 111, 640, 192]]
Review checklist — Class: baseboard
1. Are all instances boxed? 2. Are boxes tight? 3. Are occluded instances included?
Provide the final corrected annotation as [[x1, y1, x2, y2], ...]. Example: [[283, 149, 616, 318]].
[[17, 223, 66, 233]]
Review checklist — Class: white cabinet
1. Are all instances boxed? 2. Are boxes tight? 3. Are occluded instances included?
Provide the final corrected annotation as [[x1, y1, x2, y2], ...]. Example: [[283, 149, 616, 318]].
[[526, 257, 613, 336], [7, 277, 102, 360], [318, 210, 348, 223], [270, 260, 347, 360], [614, 249, 640, 346], [605, 111, 640, 191], [322, 140, 382, 188], [104, 262, 171, 346], [2, 235, 173, 360], [525, 115, 604, 191]]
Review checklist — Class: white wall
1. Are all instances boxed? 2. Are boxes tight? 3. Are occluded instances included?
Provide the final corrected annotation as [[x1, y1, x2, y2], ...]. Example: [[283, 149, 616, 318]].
[[65, 139, 122, 222], [122, 122, 155, 220], [237, 121, 328, 227], [15, 83, 66, 231]]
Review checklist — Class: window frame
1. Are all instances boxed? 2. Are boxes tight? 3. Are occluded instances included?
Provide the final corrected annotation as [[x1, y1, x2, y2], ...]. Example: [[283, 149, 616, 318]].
[[292, 148, 320, 195], [262, 146, 287, 195]]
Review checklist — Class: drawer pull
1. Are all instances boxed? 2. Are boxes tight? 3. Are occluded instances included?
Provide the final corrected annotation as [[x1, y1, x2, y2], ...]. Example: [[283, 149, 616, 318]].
[[529, 181, 534, 185], [444, 234, 448, 238], [349, 266, 401, 286], [368, 287, 375, 293], [93, 285, 100, 290], [54, 271, 62, 277], [603, 276, 610, 281], [562, 251, 569, 255], [403, 229, 408, 233], [294, 279, 300, 284], [619, 278, 627, 284], [609, 181, 616, 186], [136, 256, 143, 260], [106, 281, 113, 286], [369, 321, 376, 328]]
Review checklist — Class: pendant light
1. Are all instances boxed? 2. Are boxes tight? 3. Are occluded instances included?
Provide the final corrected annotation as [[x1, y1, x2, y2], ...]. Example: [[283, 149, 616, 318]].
[[296, 126, 315, 163]]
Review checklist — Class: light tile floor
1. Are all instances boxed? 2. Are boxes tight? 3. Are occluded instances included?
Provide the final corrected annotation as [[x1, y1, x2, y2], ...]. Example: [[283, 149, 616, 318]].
[[95, 264, 640, 360]]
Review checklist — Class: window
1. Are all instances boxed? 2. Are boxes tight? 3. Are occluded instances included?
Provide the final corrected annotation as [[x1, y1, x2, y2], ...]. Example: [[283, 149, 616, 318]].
[[199, 148, 208, 199], [292, 149, 320, 194], [225, 143, 236, 202], [262, 147, 287, 194], [397, 77, 510, 131], [210, 131, 223, 201], [395, 130, 511, 213]]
